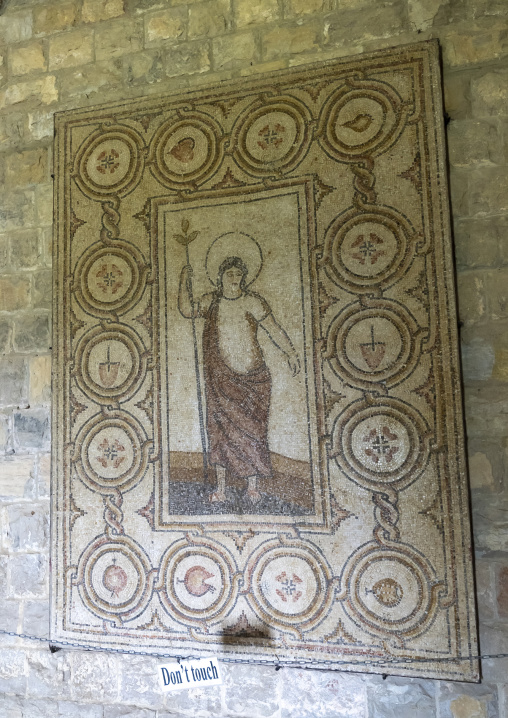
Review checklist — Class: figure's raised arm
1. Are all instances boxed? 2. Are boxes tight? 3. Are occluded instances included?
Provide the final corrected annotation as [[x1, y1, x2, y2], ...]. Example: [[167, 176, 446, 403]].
[[260, 313, 300, 376]]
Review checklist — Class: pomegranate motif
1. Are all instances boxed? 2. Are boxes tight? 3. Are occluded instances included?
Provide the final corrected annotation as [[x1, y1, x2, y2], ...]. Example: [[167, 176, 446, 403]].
[[103, 564, 128, 598], [180, 565, 216, 597]]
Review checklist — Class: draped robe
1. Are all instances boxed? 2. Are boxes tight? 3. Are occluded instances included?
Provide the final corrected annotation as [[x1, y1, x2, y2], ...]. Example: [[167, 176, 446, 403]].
[[201, 293, 272, 479]]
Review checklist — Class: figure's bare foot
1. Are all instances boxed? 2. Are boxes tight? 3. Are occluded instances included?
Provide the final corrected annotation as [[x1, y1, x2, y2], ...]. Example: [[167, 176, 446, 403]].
[[247, 489, 262, 504], [209, 490, 226, 503]]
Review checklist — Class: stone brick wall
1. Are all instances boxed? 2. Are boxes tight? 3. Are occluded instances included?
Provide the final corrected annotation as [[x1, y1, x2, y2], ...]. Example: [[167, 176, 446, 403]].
[[0, 0, 507, 715]]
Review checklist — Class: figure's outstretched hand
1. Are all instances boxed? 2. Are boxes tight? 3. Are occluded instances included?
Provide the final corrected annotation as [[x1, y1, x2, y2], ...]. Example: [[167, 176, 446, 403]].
[[181, 264, 193, 278], [287, 353, 301, 377]]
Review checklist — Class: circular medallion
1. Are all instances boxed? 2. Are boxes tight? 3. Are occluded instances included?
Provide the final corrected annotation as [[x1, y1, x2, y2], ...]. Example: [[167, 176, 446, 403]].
[[158, 538, 237, 624], [331, 397, 430, 492], [341, 542, 439, 639], [74, 324, 147, 404], [149, 113, 223, 188], [322, 206, 414, 292], [73, 242, 147, 318], [325, 300, 421, 389], [245, 540, 333, 632], [318, 80, 406, 161], [74, 412, 149, 494], [76, 535, 153, 621], [233, 96, 311, 176], [74, 126, 145, 200]]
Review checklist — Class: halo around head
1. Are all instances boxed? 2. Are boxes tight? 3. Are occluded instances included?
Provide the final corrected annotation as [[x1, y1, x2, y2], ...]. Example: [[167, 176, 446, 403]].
[[205, 232, 263, 288]]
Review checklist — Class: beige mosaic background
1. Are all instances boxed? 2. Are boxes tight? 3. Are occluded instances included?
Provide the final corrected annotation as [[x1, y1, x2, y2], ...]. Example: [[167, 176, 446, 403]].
[[0, 0, 507, 715]]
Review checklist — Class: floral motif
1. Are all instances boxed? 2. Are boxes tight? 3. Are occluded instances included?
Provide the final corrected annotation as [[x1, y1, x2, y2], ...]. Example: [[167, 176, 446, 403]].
[[96, 438, 126, 469], [363, 426, 399, 464], [275, 571, 303, 602], [96, 149, 120, 174], [95, 263, 124, 294]]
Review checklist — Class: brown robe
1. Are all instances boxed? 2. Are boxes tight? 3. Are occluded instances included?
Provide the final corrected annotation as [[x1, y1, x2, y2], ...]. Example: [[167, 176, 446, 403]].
[[202, 294, 272, 479]]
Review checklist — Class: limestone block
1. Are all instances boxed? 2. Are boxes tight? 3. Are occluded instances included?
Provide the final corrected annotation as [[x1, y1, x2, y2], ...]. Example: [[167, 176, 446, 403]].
[[285, 0, 324, 16], [457, 272, 485, 324], [14, 410, 50, 450], [0, 76, 58, 108], [439, 680, 499, 716], [0, 356, 29, 404], [448, 120, 500, 167], [118, 656, 165, 709], [367, 676, 436, 717], [10, 42, 47, 76], [461, 338, 495, 382], [263, 22, 321, 61], [212, 31, 257, 70], [95, 18, 143, 60], [442, 25, 508, 68], [160, 682, 222, 716], [0, 601, 19, 634], [82, 0, 125, 23], [326, 3, 406, 46], [474, 557, 496, 621], [59, 61, 124, 102], [26, 650, 70, 699], [443, 71, 471, 121], [0, 112, 29, 152], [57, 703, 104, 718], [49, 29, 94, 70], [0, 318, 11, 354], [6, 147, 48, 190], [408, 0, 442, 31], [472, 70, 508, 117], [163, 41, 211, 77], [0, 234, 7, 268], [13, 313, 51, 354], [449, 167, 469, 217], [28, 112, 54, 142], [37, 454, 51, 497], [29, 356, 52, 406], [454, 217, 502, 269], [124, 52, 164, 85], [6, 504, 49, 552], [235, 0, 279, 27], [484, 268, 508, 320], [69, 653, 119, 702], [188, 0, 231, 38], [0, 413, 10, 452], [0, 276, 31, 312], [10, 553, 47, 598], [32, 270, 52, 310], [492, 328, 508, 380], [34, 3, 79, 35], [9, 230, 39, 269], [0, 11, 32, 45], [0, 695, 23, 718], [0, 190, 36, 232], [0, 556, 7, 598], [0, 458, 34, 498], [36, 184, 54, 228], [104, 708, 156, 718], [468, 451, 495, 489], [279, 668, 367, 717], [0, 650, 26, 695], [145, 7, 187, 44], [23, 600, 50, 639]]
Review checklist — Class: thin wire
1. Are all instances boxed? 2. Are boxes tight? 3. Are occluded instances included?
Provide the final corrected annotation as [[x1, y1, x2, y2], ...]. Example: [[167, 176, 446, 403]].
[[0, 629, 507, 666]]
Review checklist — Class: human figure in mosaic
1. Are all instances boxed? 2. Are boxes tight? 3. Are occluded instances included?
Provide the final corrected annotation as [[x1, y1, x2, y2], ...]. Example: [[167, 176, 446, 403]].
[[178, 255, 300, 504]]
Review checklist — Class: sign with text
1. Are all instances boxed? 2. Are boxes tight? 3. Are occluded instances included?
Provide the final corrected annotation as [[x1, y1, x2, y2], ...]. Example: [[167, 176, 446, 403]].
[[159, 657, 222, 691]]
